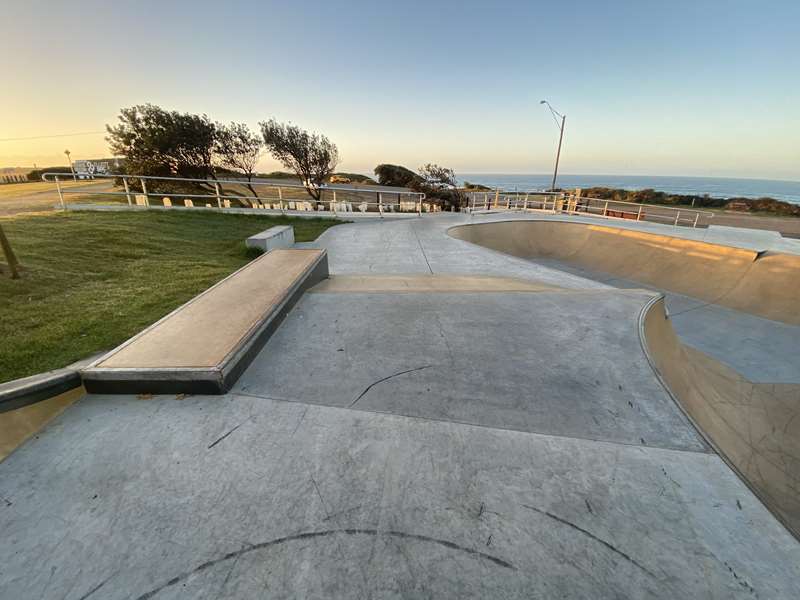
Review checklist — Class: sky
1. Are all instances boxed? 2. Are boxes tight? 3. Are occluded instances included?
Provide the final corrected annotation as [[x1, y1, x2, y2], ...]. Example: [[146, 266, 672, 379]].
[[1, 0, 798, 180]]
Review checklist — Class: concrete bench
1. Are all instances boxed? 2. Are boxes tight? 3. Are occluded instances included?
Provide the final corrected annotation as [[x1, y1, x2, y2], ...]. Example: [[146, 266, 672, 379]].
[[81, 249, 328, 394], [246, 225, 294, 252]]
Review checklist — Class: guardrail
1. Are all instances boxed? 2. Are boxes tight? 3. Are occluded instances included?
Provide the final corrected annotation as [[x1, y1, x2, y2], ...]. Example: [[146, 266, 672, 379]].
[[42, 173, 431, 216], [465, 190, 714, 228]]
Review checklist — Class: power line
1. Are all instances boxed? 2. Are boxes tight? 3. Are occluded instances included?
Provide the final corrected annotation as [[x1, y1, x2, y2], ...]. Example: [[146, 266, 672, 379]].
[[0, 131, 106, 142]]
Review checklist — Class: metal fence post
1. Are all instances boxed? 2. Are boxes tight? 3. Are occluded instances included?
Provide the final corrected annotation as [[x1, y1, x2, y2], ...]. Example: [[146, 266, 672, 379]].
[[55, 175, 65, 210], [378, 192, 383, 217], [332, 190, 337, 214], [214, 182, 222, 208], [123, 177, 132, 205], [603, 201, 608, 217], [693, 213, 700, 228], [278, 187, 283, 211], [140, 178, 149, 207], [674, 211, 680, 226], [637, 205, 643, 221]]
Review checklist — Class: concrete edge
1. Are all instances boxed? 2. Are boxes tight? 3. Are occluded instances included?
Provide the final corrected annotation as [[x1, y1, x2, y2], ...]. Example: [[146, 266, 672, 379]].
[[636, 294, 798, 540], [446, 218, 767, 258], [81, 250, 330, 395], [0, 368, 81, 413]]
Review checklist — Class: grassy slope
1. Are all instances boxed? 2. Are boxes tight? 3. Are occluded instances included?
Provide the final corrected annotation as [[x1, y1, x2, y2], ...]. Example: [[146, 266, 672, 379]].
[[0, 211, 339, 383]]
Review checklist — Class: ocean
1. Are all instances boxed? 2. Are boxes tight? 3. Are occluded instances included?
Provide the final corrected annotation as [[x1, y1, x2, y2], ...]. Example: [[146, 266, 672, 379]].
[[458, 174, 800, 204]]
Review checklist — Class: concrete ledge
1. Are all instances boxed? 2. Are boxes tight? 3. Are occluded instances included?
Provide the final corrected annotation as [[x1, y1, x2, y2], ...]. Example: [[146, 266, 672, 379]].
[[81, 249, 329, 394], [246, 225, 294, 252], [0, 368, 81, 413]]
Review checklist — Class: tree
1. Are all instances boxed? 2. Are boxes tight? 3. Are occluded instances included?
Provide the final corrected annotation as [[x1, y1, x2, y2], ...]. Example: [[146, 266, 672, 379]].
[[259, 119, 339, 200], [373, 164, 421, 187], [412, 163, 465, 210], [106, 104, 217, 182], [214, 122, 263, 204]]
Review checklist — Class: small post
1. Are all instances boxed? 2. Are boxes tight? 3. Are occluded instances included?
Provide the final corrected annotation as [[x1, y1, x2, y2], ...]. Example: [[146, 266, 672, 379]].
[[494, 188, 499, 208], [140, 178, 149, 207], [278, 187, 283, 211], [418, 195, 422, 216], [603, 201, 608, 217], [0, 223, 21, 279], [524, 193, 529, 211], [123, 177, 132, 205], [214, 182, 222, 208], [332, 190, 337, 213], [637, 205, 643, 221], [674, 211, 680, 226], [378, 192, 383, 217], [693, 213, 700, 228], [55, 175, 65, 210]]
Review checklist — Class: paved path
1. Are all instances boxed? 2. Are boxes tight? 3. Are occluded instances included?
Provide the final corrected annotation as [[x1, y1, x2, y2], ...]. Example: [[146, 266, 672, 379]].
[[0, 180, 112, 216], [1, 213, 798, 599]]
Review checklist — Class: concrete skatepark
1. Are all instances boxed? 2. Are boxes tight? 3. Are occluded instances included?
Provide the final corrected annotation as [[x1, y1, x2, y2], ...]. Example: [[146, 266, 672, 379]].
[[1, 212, 799, 598]]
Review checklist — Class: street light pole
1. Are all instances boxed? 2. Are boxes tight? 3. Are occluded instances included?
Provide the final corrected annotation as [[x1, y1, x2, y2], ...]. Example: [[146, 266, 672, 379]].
[[64, 149, 76, 181], [540, 100, 566, 191]]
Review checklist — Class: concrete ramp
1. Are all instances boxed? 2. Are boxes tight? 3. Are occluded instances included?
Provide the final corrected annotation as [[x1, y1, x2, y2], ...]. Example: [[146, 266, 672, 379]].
[[449, 220, 800, 324], [641, 296, 800, 538]]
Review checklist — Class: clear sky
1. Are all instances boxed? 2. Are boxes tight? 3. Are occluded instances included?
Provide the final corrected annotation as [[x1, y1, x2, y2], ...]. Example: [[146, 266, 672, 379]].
[[1, 0, 798, 180]]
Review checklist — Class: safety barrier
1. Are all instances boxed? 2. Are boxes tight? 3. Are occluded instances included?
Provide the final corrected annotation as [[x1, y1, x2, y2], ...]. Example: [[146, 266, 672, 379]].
[[42, 173, 428, 216]]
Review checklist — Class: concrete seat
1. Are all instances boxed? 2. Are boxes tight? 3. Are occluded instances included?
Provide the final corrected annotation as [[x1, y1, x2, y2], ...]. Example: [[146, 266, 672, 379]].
[[81, 249, 328, 394]]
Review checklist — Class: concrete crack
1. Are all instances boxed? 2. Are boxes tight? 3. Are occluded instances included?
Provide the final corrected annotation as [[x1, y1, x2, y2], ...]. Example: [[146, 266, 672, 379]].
[[349, 365, 433, 408], [522, 504, 657, 579]]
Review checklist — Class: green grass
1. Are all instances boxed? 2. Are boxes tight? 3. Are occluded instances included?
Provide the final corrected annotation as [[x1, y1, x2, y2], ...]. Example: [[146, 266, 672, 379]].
[[0, 210, 340, 383]]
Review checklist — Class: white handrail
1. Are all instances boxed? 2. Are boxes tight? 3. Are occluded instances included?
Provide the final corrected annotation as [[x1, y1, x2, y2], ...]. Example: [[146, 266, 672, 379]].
[[465, 189, 713, 228], [42, 172, 428, 216]]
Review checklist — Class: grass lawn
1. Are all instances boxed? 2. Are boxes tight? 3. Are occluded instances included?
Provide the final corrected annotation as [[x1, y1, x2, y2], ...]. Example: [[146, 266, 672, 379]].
[[0, 210, 340, 383]]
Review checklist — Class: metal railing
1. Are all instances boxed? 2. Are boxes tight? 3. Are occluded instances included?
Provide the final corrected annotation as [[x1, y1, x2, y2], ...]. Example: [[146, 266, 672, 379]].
[[465, 190, 714, 228], [42, 173, 430, 216]]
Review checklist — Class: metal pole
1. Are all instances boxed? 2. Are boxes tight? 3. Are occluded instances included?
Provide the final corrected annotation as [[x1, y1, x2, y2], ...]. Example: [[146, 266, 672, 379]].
[[693, 213, 699, 228], [139, 178, 149, 206], [332, 190, 336, 214], [214, 182, 222, 208], [674, 211, 680, 226], [378, 192, 383, 217], [550, 115, 565, 191], [603, 201, 608, 217], [55, 175, 65, 210], [637, 204, 643, 221], [278, 187, 283, 211], [123, 177, 132, 205]]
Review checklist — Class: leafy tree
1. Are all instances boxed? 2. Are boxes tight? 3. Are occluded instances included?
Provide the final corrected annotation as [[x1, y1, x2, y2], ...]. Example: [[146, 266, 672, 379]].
[[412, 163, 465, 209], [373, 164, 421, 187], [214, 122, 264, 204], [106, 104, 217, 182], [259, 119, 338, 200]]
